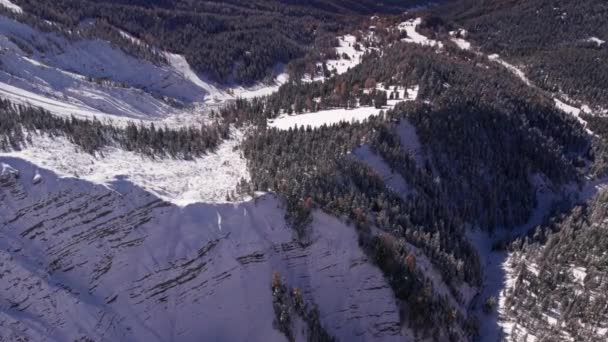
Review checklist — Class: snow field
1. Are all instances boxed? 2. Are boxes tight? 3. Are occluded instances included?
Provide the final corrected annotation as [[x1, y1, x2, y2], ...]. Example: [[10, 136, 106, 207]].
[[269, 85, 419, 130], [0, 129, 250, 206]]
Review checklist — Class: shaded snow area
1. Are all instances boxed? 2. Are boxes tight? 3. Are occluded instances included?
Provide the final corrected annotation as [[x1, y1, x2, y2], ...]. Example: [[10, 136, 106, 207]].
[[0, 157, 407, 341], [0, 15, 289, 125], [468, 174, 561, 342], [353, 145, 413, 198], [396, 119, 425, 167], [0, 130, 248, 206], [269, 85, 418, 130], [0, 0, 22, 14], [352, 118, 425, 198], [398, 18, 443, 48]]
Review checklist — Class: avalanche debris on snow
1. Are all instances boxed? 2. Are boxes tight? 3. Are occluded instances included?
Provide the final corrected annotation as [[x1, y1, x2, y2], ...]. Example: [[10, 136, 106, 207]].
[[0, 129, 250, 206]]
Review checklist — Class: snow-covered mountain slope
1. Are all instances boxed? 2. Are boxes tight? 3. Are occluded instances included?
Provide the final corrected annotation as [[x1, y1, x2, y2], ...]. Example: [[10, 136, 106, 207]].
[[0, 14, 288, 125], [0, 157, 406, 342], [0, 16, 205, 122]]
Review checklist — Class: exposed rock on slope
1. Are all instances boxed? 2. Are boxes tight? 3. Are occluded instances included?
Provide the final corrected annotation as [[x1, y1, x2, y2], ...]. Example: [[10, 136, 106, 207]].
[[0, 157, 405, 342]]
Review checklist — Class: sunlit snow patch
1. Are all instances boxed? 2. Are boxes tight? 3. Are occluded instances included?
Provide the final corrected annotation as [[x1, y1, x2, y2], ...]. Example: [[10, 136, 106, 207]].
[[586, 37, 605, 47], [269, 86, 419, 130], [0, 129, 250, 206], [398, 18, 443, 48], [0, 0, 22, 14]]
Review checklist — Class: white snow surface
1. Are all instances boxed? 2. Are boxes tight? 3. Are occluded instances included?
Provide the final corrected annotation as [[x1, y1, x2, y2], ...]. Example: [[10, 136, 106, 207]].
[[0, 158, 406, 341], [324, 35, 368, 76], [0, 15, 289, 125], [451, 37, 471, 50], [398, 18, 443, 48], [554, 98, 594, 134], [269, 85, 418, 130], [353, 145, 413, 198], [586, 36, 605, 46], [269, 106, 384, 130], [0, 130, 249, 206], [0, 0, 22, 14]]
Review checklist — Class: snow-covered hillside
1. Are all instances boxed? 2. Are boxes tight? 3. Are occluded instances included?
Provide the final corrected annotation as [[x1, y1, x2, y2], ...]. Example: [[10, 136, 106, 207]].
[[0, 157, 406, 342], [0, 14, 288, 125]]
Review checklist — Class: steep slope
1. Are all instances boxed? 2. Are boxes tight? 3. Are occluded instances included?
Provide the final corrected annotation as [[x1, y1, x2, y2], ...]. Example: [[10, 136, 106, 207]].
[[0, 157, 406, 341], [501, 189, 608, 341]]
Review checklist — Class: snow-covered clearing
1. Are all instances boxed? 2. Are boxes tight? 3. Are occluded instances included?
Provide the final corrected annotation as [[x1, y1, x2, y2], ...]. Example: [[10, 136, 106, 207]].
[[269, 85, 418, 130], [0, 130, 249, 206], [0, 0, 22, 14], [325, 35, 368, 75], [451, 37, 471, 50], [268, 106, 384, 130], [448, 29, 471, 50], [398, 18, 443, 48]]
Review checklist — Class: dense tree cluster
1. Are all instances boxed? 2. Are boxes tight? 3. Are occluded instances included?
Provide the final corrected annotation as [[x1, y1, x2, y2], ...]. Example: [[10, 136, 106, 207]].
[[0, 100, 228, 158], [271, 272, 336, 342], [228, 34, 594, 338], [504, 189, 608, 341], [242, 120, 478, 339], [13, 0, 430, 84], [436, 0, 608, 108]]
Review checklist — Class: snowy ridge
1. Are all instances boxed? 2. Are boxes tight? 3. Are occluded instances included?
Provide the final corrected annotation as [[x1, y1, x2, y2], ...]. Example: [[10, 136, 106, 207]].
[[0, 158, 406, 341]]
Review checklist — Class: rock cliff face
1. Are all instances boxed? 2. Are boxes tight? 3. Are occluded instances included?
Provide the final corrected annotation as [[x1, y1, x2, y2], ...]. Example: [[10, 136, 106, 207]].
[[0, 157, 406, 342]]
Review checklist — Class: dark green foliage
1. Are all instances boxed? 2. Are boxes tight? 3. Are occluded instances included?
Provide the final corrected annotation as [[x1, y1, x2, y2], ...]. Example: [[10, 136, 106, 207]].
[[506, 190, 608, 341], [437, 0, 608, 108], [271, 272, 336, 342], [14, 0, 430, 84], [0, 99, 228, 158]]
